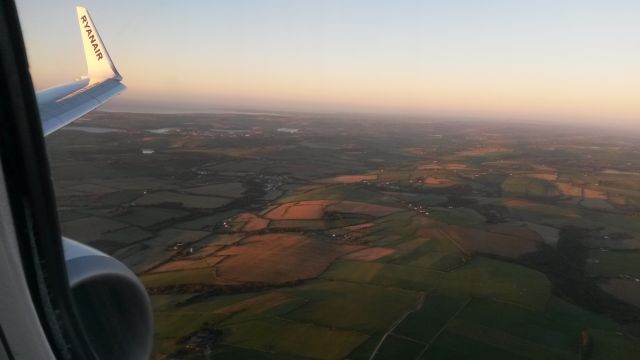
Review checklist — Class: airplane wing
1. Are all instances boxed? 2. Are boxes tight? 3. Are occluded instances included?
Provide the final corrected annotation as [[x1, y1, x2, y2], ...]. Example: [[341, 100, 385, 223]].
[[36, 6, 125, 136]]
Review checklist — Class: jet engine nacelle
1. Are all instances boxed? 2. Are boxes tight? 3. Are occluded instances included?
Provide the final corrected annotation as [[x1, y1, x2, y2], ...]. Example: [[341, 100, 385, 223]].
[[63, 238, 153, 360]]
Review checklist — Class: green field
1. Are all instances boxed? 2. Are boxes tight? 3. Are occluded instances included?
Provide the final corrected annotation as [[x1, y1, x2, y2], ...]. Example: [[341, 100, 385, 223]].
[[498, 198, 582, 222], [209, 346, 307, 360], [428, 207, 486, 226], [100, 226, 152, 243], [97, 189, 146, 206], [423, 329, 529, 360], [501, 176, 559, 198], [367, 293, 640, 359], [588, 328, 640, 359], [114, 207, 189, 227], [388, 236, 467, 271], [135, 191, 232, 209], [284, 280, 421, 332], [221, 316, 367, 359], [322, 257, 551, 310], [280, 184, 399, 207], [151, 293, 255, 354], [387, 192, 448, 206], [416, 296, 639, 359], [379, 169, 414, 182], [393, 293, 469, 343], [347, 332, 386, 360], [372, 334, 424, 360], [443, 300, 576, 359], [394, 233, 461, 257], [57, 209, 90, 222], [586, 250, 640, 278], [154, 311, 229, 354], [151, 289, 372, 358], [61, 216, 127, 242], [361, 211, 427, 247], [174, 211, 239, 231]]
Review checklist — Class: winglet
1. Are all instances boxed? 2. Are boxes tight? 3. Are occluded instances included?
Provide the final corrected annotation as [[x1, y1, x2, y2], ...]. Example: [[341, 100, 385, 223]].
[[76, 6, 121, 83]]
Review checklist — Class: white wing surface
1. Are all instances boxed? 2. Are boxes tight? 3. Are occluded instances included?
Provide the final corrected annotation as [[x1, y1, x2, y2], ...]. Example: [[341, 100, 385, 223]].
[[37, 7, 125, 136]]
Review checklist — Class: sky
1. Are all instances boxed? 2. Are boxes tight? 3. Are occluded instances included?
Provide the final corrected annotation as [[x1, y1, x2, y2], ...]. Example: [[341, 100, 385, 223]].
[[15, 0, 640, 126]]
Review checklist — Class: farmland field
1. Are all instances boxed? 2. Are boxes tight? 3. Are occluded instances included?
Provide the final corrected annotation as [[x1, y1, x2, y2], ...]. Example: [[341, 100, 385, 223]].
[[283, 280, 421, 332], [586, 251, 640, 278], [46, 112, 640, 358]]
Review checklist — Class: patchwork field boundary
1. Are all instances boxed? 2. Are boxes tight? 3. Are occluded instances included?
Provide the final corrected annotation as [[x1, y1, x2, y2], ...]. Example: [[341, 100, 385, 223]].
[[414, 297, 471, 359], [369, 293, 425, 360]]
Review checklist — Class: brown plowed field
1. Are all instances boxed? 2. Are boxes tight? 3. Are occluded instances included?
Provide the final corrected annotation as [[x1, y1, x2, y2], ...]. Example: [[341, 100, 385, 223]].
[[424, 177, 454, 186], [265, 201, 329, 220], [235, 212, 270, 232], [214, 233, 362, 283]]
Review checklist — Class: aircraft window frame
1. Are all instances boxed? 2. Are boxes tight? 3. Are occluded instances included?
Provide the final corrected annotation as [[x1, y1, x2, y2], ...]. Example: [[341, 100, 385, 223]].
[[0, 1, 98, 359]]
